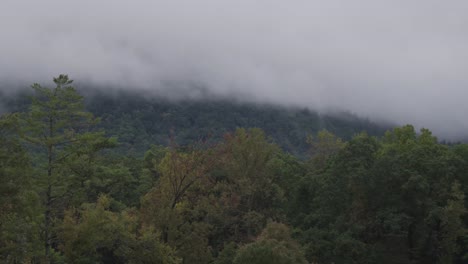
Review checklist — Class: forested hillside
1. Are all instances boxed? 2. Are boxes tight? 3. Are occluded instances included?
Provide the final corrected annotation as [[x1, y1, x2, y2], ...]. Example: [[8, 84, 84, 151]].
[[1, 76, 467, 263], [1, 88, 389, 157]]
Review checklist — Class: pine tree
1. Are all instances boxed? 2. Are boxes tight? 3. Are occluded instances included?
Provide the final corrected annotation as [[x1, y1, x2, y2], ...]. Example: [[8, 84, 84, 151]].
[[20, 75, 113, 261]]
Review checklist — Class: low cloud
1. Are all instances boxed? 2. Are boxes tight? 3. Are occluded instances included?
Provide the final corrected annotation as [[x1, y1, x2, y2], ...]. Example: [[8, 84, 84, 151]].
[[1, 0, 468, 139]]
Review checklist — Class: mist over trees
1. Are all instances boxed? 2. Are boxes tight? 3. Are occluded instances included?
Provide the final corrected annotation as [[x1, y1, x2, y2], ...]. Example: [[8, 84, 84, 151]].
[[0, 76, 467, 263], [1, 87, 390, 157], [2, 1, 468, 140]]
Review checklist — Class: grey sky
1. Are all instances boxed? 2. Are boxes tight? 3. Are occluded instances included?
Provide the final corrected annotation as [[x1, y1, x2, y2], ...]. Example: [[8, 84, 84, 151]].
[[1, 0, 468, 139]]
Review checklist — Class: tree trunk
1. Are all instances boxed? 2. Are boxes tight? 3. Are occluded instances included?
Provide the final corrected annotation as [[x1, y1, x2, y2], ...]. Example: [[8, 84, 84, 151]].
[[45, 143, 53, 262], [44, 184, 51, 261]]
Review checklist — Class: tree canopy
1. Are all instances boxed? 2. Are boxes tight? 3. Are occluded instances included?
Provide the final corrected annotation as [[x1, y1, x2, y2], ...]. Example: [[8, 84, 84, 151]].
[[0, 76, 466, 263]]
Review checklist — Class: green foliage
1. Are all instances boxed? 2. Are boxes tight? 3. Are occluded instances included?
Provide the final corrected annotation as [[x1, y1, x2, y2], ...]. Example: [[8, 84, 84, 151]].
[[17, 75, 116, 260], [233, 222, 307, 264], [214, 242, 238, 264], [81, 91, 388, 156], [220, 128, 284, 215], [292, 126, 468, 264], [307, 129, 346, 170], [140, 146, 217, 263], [0, 114, 42, 262], [1, 77, 467, 264], [61, 195, 180, 264]]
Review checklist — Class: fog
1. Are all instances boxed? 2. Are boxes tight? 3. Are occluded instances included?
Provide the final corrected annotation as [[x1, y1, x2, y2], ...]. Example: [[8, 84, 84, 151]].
[[1, 0, 468, 139]]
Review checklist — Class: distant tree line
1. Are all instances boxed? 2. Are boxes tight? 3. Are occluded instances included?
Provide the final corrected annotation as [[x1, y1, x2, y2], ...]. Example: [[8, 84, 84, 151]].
[[1, 86, 389, 157]]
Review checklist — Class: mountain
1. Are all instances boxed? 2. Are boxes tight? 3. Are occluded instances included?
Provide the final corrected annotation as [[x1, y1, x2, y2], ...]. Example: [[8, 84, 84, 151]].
[[87, 90, 391, 156], [1, 88, 391, 156]]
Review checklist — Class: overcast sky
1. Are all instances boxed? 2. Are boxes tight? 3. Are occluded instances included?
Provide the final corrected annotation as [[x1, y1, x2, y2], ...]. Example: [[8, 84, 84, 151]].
[[1, 0, 468, 139]]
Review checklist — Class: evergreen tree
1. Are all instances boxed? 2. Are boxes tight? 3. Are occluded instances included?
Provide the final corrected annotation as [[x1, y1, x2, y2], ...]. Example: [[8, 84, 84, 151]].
[[20, 75, 114, 261]]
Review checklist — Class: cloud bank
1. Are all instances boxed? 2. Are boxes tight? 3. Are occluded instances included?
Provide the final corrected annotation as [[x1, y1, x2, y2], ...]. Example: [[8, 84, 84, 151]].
[[1, 0, 468, 139]]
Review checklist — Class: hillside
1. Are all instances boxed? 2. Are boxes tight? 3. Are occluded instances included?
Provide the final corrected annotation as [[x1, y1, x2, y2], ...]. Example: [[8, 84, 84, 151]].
[[1, 89, 390, 156], [87, 90, 390, 156]]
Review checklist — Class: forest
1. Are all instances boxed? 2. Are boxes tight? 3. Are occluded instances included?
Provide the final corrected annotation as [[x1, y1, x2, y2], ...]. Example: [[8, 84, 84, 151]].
[[1, 75, 467, 263], [1, 85, 389, 157]]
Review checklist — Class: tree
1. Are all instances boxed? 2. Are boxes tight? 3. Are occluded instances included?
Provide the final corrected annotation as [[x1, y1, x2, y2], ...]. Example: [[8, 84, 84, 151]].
[[0, 114, 42, 262], [220, 128, 283, 214], [20, 75, 113, 260], [375, 126, 466, 263], [307, 129, 345, 171], [60, 195, 181, 264], [141, 144, 217, 263], [233, 222, 307, 264]]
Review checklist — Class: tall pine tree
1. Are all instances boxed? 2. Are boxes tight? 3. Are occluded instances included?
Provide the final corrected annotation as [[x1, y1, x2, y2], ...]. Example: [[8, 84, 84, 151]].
[[20, 75, 114, 261]]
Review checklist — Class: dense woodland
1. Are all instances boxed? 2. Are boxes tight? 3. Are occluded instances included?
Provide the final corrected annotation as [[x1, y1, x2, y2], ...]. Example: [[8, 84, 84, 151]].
[[1, 86, 389, 157], [1, 75, 467, 263]]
